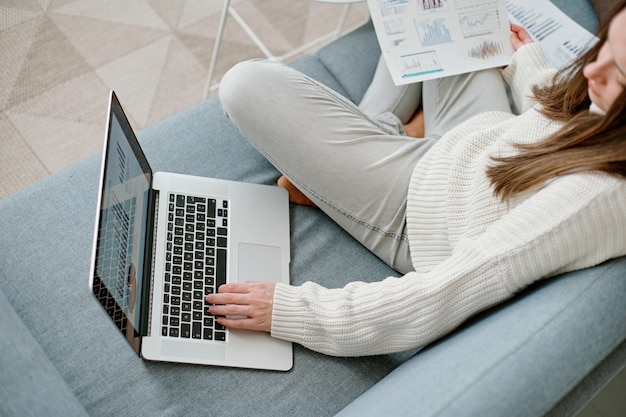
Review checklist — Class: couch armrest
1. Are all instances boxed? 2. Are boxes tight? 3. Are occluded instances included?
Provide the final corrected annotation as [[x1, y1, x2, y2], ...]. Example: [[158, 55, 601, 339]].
[[336, 257, 626, 417]]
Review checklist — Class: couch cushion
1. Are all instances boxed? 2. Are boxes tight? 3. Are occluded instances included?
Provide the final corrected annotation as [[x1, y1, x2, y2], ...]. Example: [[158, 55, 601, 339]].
[[0, 31, 413, 414], [315, 20, 380, 104], [0, 96, 410, 417], [0, 290, 89, 417]]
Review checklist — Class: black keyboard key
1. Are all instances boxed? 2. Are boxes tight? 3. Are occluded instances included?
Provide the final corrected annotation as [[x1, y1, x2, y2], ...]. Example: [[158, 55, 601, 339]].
[[181, 323, 190, 338], [208, 199, 216, 218], [216, 249, 227, 288], [192, 322, 202, 339]]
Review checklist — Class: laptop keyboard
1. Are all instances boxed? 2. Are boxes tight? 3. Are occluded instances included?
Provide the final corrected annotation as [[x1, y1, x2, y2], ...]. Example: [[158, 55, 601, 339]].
[[161, 192, 229, 342]]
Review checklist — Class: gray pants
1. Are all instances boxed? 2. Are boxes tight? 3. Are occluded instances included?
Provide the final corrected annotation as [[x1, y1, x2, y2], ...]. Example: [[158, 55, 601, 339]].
[[219, 58, 511, 273]]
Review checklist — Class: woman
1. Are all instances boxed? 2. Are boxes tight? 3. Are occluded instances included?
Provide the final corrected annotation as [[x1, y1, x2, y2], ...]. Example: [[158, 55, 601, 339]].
[[206, 4, 626, 357]]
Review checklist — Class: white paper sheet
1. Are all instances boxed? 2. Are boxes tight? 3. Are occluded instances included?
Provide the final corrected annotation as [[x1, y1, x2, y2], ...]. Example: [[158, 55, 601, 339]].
[[367, 0, 598, 86], [368, 0, 515, 85], [506, 0, 598, 70]]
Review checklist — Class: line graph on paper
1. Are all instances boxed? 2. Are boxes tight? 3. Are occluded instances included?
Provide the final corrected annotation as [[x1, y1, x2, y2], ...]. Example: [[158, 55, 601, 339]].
[[457, 2, 502, 38]]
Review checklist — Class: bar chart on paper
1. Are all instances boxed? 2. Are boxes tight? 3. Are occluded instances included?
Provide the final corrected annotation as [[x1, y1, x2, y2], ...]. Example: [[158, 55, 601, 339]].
[[400, 50, 443, 78], [416, 18, 453, 46], [505, 0, 598, 68], [419, 0, 445, 11], [466, 39, 506, 60], [506, 1, 562, 41]]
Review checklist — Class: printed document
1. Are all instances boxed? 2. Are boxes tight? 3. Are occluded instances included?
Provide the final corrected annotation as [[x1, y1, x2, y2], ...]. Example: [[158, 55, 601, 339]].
[[367, 0, 598, 86], [506, 0, 598, 70]]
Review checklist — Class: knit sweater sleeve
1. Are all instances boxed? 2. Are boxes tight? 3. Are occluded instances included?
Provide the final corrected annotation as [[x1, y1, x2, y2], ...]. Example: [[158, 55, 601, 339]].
[[270, 174, 626, 357], [500, 43, 556, 113]]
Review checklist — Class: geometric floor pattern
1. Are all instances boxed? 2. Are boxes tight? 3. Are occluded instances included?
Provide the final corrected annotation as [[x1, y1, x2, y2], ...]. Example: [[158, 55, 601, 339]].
[[0, 0, 369, 199]]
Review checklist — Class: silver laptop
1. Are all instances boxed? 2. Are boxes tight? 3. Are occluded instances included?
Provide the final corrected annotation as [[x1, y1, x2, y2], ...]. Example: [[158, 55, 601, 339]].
[[89, 91, 292, 371]]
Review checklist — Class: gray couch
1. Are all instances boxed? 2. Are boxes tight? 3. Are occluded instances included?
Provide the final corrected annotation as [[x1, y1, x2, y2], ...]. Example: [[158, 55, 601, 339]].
[[1, 1, 624, 416]]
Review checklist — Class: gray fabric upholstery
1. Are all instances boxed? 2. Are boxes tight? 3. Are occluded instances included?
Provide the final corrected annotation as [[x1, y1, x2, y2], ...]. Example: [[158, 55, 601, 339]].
[[0, 291, 89, 417], [0, 1, 623, 416], [336, 257, 626, 417]]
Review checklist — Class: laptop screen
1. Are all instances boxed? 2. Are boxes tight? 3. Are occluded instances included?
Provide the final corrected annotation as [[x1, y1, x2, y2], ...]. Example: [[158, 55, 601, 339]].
[[92, 92, 153, 353]]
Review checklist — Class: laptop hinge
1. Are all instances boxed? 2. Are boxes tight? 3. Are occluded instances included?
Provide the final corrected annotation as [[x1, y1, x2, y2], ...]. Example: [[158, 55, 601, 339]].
[[140, 188, 158, 337]]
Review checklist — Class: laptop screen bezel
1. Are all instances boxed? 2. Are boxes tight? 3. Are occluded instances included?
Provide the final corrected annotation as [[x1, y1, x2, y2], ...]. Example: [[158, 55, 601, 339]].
[[90, 91, 155, 354]]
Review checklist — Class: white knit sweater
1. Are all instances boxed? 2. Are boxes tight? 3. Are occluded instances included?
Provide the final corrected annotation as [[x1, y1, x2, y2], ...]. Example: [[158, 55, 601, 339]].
[[270, 44, 626, 357]]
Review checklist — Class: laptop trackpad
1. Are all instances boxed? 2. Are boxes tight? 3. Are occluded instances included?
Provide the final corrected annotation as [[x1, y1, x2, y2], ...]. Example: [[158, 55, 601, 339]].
[[238, 243, 282, 282]]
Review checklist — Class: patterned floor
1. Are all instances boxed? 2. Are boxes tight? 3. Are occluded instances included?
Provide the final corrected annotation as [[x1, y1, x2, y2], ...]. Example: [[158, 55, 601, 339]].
[[0, 0, 369, 199]]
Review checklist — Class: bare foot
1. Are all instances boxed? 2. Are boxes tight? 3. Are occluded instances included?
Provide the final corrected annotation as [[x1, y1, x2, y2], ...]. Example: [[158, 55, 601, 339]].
[[277, 176, 317, 207], [403, 108, 425, 138]]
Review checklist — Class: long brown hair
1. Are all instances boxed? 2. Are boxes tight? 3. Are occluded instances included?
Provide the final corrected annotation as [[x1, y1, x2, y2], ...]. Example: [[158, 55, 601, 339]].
[[487, 2, 626, 201]]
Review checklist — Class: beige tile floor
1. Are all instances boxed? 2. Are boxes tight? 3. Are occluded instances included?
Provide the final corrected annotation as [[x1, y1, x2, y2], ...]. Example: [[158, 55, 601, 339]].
[[0, 0, 369, 199], [0, 1, 624, 415]]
